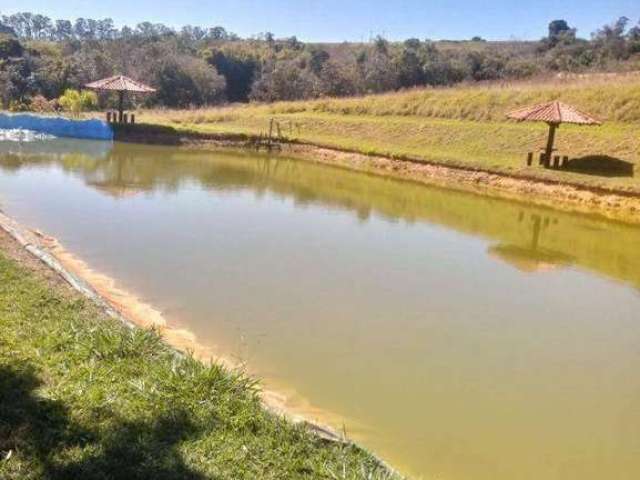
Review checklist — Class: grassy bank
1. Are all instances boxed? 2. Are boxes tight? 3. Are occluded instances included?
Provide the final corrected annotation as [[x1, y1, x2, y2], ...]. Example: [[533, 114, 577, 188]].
[[0, 247, 395, 479], [139, 78, 640, 192]]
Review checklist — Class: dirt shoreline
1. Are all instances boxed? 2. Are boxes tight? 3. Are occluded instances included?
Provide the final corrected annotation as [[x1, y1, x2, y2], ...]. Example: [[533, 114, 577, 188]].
[[115, 127, 640, 224], [0, 210, 352, 446]]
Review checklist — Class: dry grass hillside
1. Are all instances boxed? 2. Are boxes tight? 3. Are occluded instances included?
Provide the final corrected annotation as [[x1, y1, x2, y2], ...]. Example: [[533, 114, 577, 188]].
[[141, 77, 640, 191]]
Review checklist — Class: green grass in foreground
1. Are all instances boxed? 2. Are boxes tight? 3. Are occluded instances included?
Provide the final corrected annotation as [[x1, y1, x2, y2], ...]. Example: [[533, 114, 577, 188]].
[[141, 79, 640, 192], [0, 252, 395, 480]]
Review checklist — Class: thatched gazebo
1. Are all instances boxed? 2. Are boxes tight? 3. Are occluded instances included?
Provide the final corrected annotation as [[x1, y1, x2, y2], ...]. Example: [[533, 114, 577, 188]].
[[506, 101, 601, 167], [85, 75, 156, 124]]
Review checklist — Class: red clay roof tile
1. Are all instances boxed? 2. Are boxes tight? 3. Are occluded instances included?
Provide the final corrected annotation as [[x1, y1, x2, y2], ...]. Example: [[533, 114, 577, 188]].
[[506, 101, 601, 125], [85, 75, 156, 93]]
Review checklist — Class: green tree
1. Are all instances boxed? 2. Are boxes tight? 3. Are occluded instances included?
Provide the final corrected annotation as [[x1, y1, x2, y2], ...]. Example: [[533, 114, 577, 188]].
[[54, 20, 73, 40], [308, 48, 330, 75], [465, 50, 506, 81], [593, 17, 631, 62], [422, 44, 468, 86], [250, 60, 315, 101], [208, 26, 228, 41], [359, 37, 398, 93], [541, 19, 577, 50], [549, 19, 571, 38], [152, 54, 226, 107], [628, 20, 640, 53], [397, 39, 425, 88], [0, 17, 16, 36], [0, 34, 23, 59], [204, 48, 258, 102], [318, 60, 359, 97]]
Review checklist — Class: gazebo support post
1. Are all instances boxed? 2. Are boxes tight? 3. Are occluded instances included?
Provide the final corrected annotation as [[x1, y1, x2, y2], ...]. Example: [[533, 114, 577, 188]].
[[544, 122, 559, 167], [118, 91, 124, 123]]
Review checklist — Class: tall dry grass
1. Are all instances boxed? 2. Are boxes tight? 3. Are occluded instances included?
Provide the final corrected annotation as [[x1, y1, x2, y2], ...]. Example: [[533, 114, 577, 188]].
[[264, 75, 640, 122], [146, 75, 640, 126]]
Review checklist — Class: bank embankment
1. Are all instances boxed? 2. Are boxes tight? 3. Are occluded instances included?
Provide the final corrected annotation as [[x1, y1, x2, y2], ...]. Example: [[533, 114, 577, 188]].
[[120, 79, 640, 221], [114, 122, 640, 224], [0, 215, 397, 479]]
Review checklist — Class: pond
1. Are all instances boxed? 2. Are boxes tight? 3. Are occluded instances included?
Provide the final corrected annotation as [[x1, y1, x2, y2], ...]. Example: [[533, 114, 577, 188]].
[[1, 138, 639, 480]]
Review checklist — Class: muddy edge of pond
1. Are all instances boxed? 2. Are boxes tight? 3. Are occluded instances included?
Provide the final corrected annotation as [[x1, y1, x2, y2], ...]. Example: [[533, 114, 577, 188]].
[[115, 127, 640, 225], [0, 211, 378, 454]]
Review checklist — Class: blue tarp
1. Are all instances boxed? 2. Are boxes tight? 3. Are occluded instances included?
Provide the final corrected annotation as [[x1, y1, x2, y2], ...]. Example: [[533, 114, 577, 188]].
[[0, 113, 113, 141]]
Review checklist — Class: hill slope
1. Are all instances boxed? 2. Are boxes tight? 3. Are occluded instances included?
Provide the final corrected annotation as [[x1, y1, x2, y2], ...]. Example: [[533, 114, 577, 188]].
[[144, 78, 640, 191]]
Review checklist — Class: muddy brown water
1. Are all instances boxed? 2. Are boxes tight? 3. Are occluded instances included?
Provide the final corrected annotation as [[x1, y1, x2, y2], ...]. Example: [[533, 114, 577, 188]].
[[1, 138, 639, 480]]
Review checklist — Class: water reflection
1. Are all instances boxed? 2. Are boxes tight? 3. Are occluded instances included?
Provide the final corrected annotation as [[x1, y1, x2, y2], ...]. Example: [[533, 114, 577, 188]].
[[0, 135, 112, 158], [1, 140, 639, 289], [489, 213, 574, 273], [2, 139, 640, 480]]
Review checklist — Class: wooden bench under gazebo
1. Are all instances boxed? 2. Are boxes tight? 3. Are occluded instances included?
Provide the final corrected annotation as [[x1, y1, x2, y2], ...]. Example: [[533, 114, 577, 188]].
[[506, 101, 602, 169], [85, 75, 156, 125]]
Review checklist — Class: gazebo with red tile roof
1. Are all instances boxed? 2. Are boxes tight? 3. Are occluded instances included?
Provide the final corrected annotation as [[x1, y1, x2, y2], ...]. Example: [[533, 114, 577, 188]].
[[507, 101, 601, 167], [85, 75, 156, 124]]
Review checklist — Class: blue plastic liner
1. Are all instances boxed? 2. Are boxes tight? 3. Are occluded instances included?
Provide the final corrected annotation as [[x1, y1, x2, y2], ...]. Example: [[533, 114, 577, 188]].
[[0, 113, 113, 140]]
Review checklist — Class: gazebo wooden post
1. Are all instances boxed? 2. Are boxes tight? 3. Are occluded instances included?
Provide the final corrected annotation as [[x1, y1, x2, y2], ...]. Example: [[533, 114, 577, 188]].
[[118, 91, 124, 123], [544, 122, 559, 167]]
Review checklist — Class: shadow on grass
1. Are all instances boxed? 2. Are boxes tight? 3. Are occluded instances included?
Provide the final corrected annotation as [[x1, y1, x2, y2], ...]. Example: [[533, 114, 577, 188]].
[[0, 363, 207, 480], [562, 155, 635, 177]]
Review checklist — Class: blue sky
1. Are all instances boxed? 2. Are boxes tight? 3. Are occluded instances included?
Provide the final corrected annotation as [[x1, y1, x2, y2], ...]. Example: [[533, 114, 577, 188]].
[[1, 0, 638, 42]]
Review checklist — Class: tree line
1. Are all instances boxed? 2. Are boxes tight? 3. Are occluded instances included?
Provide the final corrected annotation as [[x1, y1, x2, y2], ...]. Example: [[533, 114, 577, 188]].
[[1, 11, 639, 111], [0, 12, 240, 42]]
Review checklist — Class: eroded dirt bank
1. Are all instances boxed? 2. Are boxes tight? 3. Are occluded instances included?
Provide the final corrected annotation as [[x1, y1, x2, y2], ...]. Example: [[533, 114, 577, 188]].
[[283, 144, 640, 223], [115, 127, 640, 224]]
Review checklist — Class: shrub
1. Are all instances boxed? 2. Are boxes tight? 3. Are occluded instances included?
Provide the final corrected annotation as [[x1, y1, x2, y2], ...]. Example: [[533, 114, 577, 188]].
[[29, 94, 55, 112], [58, 89, 98, 116], [8, 99, 30, 111]]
